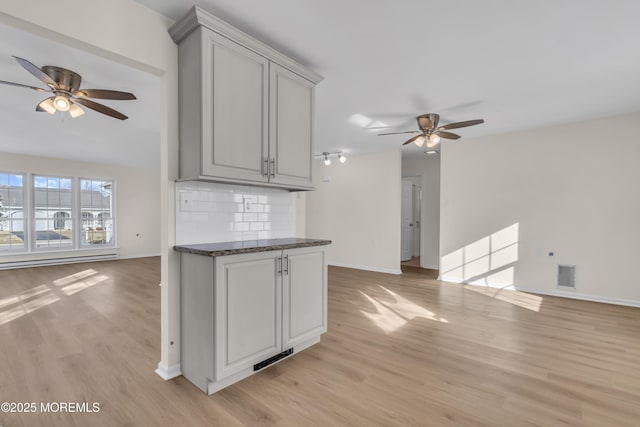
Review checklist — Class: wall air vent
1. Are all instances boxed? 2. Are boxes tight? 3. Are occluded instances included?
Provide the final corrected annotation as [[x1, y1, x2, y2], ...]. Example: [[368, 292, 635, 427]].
[[557, 265, 576, 289]]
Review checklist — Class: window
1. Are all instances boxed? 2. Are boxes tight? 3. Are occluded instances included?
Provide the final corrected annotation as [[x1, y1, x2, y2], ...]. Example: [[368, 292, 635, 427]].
[[80, 179, 114, 246], [0, 173, 25, 252], [34, 175, 74, 249], [0, 173, 115, 255]]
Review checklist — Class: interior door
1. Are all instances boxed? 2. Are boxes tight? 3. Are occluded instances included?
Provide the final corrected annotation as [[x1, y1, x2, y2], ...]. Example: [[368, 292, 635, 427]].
[[401, 179, 414, 262]]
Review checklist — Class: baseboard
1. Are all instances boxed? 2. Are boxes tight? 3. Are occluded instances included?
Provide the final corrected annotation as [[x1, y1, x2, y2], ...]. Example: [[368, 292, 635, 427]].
[[439, 274, 465, 283], [421, 263, 439, 270], [0, 253, 118, 270], [118, 253, 161, 260], [329, 262, 402, 275], [155, 362, 181, 380], [515, 287, 640, 308], [441, 276, 640, 308], [440, 276, 516, 290]]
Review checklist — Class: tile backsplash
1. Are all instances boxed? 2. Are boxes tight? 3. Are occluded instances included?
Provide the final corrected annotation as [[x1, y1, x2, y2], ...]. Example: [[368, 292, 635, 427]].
[[175, 181, 296, 244]]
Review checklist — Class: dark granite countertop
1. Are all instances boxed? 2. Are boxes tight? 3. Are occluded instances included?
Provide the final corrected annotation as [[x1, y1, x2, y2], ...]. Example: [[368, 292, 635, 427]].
[[174, 238, 331, 257]]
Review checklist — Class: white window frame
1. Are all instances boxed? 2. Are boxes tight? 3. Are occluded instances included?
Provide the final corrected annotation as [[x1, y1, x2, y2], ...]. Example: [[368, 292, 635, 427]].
[[32, 174, 75, 252], [0, 171, 27, 254], [0, 171, 117, 257]]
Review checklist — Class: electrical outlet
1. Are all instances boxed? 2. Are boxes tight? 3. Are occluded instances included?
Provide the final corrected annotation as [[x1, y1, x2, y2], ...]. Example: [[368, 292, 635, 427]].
[[180, 192, 194, 212], [244, 198, 252, 212]]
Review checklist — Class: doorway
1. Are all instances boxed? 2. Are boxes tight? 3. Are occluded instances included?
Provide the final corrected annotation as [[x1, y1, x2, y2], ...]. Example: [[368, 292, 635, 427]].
[[401, 177, 421, 265]]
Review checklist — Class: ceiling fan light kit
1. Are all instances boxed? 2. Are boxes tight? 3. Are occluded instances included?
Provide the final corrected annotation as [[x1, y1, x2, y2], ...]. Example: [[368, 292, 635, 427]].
[[53, 94, 70, 111], [0, 56, 136, 120], [379, 113, 484, 150]]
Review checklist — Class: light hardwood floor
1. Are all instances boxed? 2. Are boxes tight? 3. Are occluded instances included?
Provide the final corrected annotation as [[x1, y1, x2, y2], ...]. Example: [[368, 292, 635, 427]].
[[0, 258, 639, 426]]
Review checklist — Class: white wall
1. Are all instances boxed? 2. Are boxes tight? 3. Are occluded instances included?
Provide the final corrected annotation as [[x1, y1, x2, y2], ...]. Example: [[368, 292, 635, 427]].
[[175, 181, 296, 244], [0, 0, 181, 376], [0, 152, 160, 259], [440, 112, 640, 306], [306, 149, 402, 274], [402, 154, 440, 269]]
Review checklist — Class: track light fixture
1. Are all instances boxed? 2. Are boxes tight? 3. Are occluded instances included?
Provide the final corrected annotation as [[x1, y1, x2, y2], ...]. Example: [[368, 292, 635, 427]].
[[315, 151, 347, 166]]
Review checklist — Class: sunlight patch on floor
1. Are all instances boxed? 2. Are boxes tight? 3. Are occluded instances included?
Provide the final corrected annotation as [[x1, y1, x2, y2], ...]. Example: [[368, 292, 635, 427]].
[[60, 273, 109, 296], [360, 286, 448, 334], [53, 269, 98, 287], [0, 289, 60, 325], [465, 285, 543, 312], [0, 269, 109, 325]]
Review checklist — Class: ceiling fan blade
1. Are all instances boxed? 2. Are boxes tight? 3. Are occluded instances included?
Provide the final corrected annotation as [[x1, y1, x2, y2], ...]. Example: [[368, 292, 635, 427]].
[[378, 130, 420, 136], [36, 97, 56, 114], [438, 119, 484, 131], [402, 134, 423, 146], [74, 89, 136, 100], [434, 131, 461, 140], [0, 80, 50, 92], [73, 97, 128, 120], [13, 56, 57, 88]]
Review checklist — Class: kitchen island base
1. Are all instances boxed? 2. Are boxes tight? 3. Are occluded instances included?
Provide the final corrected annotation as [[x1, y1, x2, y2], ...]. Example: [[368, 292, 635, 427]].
[[177, 240, 329, 394]]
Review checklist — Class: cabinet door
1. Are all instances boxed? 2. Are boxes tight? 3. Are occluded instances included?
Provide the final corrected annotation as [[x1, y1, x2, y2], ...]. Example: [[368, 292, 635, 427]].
[[214, 252, 282, 380], [282, 247, 327, 349], [202, 30, 269, 182], [269, 63, 315, 188]]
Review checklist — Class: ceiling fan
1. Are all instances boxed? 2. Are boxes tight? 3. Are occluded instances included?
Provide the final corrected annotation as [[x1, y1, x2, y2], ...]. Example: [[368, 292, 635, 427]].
[[379, 113, 484, 147], [0, 56, 136, 120]]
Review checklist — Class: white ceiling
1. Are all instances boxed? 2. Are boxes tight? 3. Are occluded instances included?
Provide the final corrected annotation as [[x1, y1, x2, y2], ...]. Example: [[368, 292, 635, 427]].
[[135, 0, 640, 157], [0, 22, 160, 168], [3, 1, 639, 166]]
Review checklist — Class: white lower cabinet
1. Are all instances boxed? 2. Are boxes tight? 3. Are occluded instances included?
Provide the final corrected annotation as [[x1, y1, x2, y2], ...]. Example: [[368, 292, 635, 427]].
[[214, 252, 282, 381], [180, 246, 327, 394], [282, 249, 326, 348]]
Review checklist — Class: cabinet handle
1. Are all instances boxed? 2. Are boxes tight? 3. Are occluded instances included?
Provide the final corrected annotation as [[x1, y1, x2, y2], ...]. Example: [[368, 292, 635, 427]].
[[283, 255, 289, 276], [270, 158, 276, 178], [276, 256, 282, 276], [263, 158, 269, 177]]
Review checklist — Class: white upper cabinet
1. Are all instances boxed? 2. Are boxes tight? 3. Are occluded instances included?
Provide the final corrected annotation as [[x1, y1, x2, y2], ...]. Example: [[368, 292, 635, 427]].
[[204, 32, 269, 182], [269, 63, 315, 188], [170, 6, 322, 191]]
